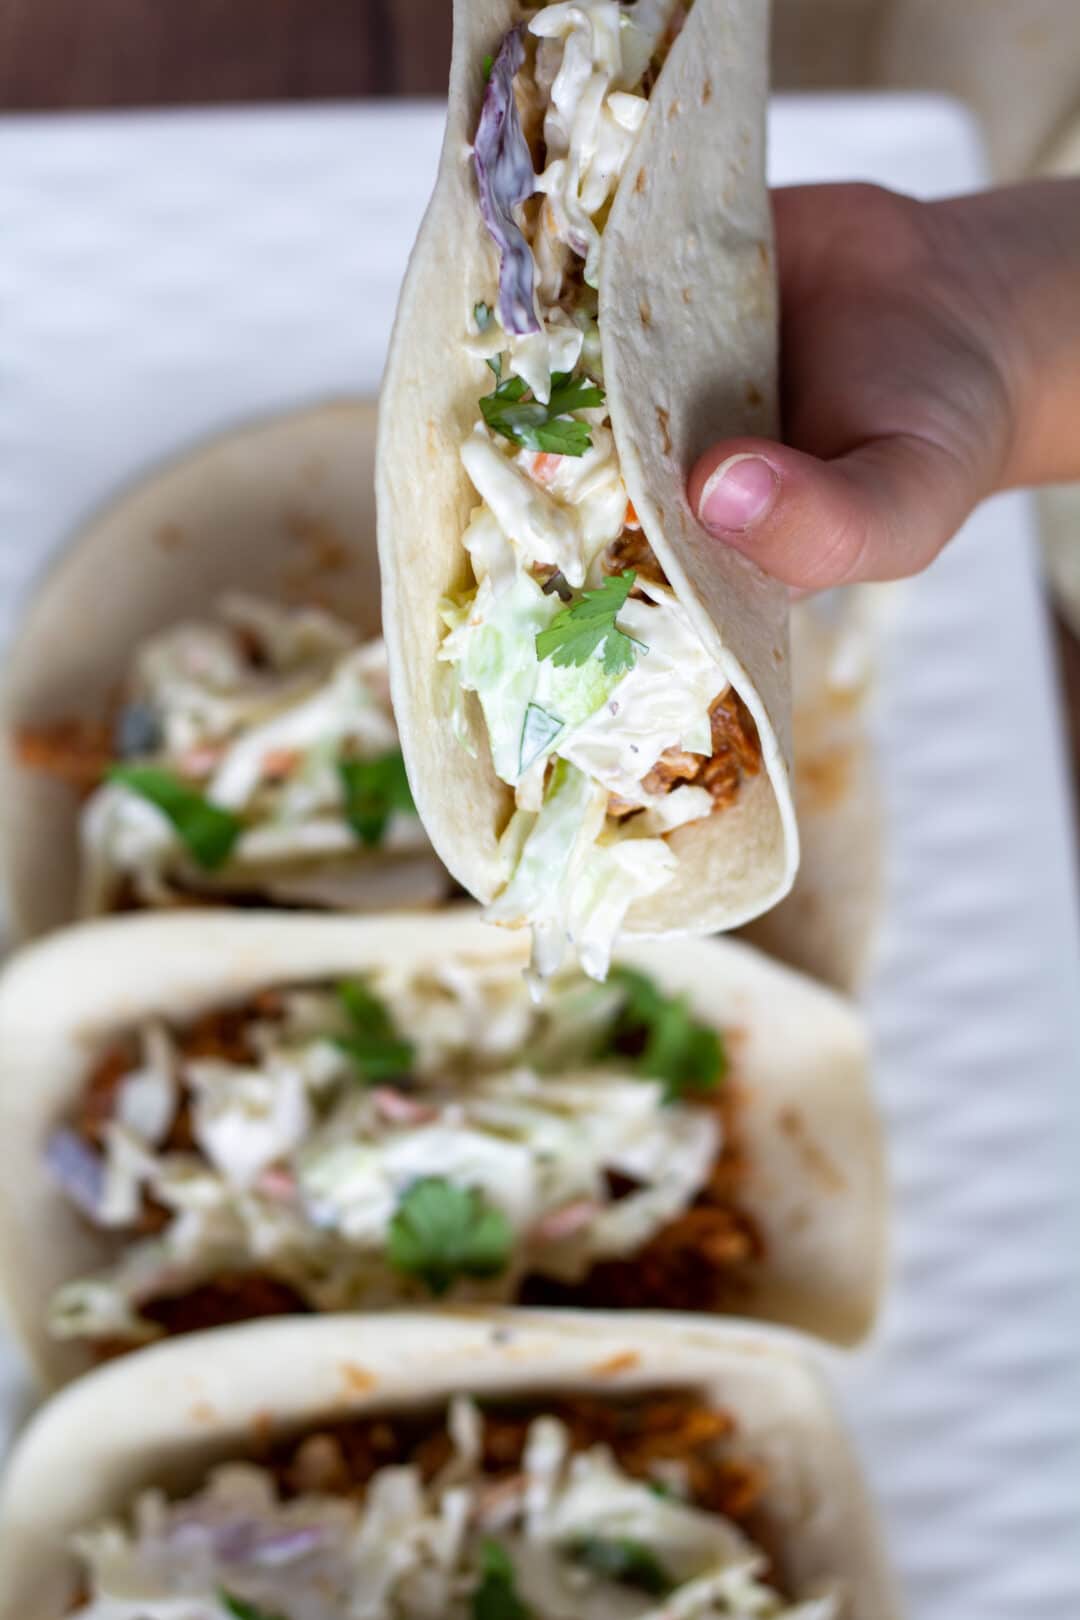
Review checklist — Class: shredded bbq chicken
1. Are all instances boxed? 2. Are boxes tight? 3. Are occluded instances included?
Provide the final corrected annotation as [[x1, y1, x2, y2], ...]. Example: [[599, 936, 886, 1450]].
[[602, 529, 764, 820], [267, 1394, 767, 1531]]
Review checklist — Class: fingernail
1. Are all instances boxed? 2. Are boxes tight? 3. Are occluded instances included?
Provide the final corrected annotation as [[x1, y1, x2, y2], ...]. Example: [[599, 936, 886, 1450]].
[[698, 454, 779, 534]]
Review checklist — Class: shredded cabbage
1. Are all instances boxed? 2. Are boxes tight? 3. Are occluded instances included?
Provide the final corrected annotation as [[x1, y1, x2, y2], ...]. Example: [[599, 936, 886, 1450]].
[[69, 1400, 840, 1620]]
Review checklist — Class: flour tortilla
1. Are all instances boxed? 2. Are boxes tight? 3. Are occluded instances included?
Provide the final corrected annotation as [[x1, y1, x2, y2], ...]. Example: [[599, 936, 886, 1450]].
[[0, 908, 885, 1388], [0, 1311, 901, 1620], [0, 401, 449, 941], [377, 0, 797, 936], [741, 593, 885, 991]]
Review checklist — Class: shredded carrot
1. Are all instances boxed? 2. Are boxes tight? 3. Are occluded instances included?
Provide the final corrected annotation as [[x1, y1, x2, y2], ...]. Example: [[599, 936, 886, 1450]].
[[625, 499, 641, 529], [261, 747, 302, 780], [530, 452, 560, 485]]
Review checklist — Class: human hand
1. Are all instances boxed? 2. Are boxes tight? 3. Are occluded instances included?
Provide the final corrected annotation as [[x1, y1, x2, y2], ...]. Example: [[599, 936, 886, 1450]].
[[688, 179, 1080, 590]]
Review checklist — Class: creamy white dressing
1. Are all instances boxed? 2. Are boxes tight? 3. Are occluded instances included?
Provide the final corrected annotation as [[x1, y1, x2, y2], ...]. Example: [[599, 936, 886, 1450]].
[[68, 1399, 839, 1620], [79, 595, 426, 912], [446, 2, 734, 981], [48, 958, 722, 1341]]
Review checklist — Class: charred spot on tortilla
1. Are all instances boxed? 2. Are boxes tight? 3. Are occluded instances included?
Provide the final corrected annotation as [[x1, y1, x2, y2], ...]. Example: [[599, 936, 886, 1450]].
[[777, 1106, 848, 1194], [588, 1349, 640, 1377], [153, 521, 185, 552]]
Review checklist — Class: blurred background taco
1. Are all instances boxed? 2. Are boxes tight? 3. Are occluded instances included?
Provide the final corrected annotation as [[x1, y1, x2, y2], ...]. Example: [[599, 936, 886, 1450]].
[[0, 909, 885, 1387], [0, 1311, 901, 1619], [1, 401, 452, 940]]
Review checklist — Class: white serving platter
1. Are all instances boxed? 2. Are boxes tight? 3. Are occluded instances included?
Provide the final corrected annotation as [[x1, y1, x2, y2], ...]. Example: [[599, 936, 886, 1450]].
[[1, 93, 1079, 1618]]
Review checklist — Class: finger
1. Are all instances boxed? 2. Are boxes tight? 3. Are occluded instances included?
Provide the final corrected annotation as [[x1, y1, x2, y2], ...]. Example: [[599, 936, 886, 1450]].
[[687, 431, 988, 590]]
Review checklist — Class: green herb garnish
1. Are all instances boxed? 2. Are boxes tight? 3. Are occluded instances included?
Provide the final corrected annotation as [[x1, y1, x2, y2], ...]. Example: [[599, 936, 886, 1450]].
[[479, 370, 604, 456], [535, 569, 642, 677], [472, 1539, 531, 1620], [482, 52, 495, 82], [570, 1537, 673, 1596], [605, 966, 726, 1103], [339, 748, 415, 847], [336, 1033, 415, 1081], [388, 1177, 513, 1296], [335, 977, 414, 1083], [108, 765, 242, 871], [219, 1593, 286, 1620]]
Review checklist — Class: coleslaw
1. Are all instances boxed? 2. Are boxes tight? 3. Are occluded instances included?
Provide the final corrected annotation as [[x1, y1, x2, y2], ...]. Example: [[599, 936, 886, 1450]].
[[46, 954, 735, 1344], [68, 1396, 838, 1619], [34, 594, 438, 912]]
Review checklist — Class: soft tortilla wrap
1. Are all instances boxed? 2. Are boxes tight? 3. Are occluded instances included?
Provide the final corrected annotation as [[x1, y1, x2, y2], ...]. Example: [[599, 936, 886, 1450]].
[[0, 1311, 902, 1619], [741, 594, 884, 991], [0, 401, 447, 940], [377, 0, 797, 935], [0, 908, 885, 1388]]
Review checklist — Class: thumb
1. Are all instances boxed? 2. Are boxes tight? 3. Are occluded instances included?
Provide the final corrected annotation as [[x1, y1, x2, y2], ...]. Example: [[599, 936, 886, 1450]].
[[687, 431, 991, 590]]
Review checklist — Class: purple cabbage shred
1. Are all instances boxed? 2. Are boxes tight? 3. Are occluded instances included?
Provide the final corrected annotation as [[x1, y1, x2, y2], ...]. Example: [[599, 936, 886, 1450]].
[[473, 27, 540, 337], [169, 1515, 329, 1564], [43, 1126, 106, 1222]]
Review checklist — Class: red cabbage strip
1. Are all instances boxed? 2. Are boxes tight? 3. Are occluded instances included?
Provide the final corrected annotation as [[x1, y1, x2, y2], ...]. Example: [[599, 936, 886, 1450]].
[[169, 1516, 329, 1562], [474, 27, 540, 336], [44, 1126, 106, 1222]]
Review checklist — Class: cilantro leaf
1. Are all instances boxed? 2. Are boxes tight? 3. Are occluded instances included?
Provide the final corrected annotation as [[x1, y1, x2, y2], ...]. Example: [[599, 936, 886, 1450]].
[[570, 1537, 673, 1595], [219, 1593, 286, 1620], [534, 570, 642, 676], [547, 370, 606, 415], [482, 52, 495, 82], [472, 1539, 531, 1620], [338, 977, 393, 1033], [604, 966, 726, 1103], [388, 1178, 513, 1296], [339, 748, 415, 847], [335, 977, 414, 1083], [479, 370, 604, 456], [336, 1033, 415, 1081], [108, 765, 242, 871]]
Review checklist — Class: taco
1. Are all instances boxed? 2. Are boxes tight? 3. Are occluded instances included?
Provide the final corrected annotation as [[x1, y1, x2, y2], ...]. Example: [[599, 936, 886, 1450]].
[[377, 0, 797, 983], [0, 1312, 901, 1619], [0, 401, 450, 940], [0, 909, 884, 1387]]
